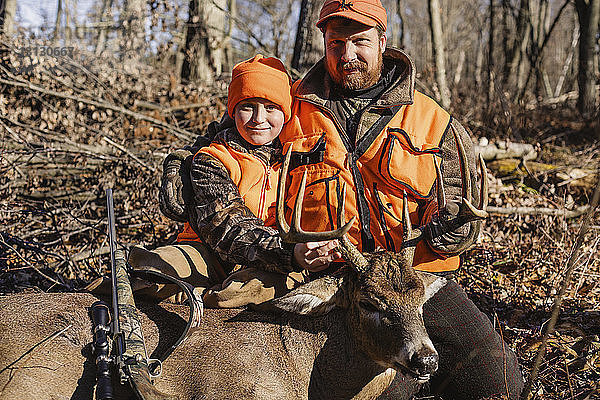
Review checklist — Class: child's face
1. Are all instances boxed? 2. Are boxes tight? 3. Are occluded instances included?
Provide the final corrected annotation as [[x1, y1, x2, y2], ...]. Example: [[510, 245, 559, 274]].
[[234, 98, 285, 146]]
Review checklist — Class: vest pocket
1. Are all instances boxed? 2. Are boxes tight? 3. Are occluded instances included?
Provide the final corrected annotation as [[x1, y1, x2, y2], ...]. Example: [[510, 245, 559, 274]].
[[378, 129, 441, 200]]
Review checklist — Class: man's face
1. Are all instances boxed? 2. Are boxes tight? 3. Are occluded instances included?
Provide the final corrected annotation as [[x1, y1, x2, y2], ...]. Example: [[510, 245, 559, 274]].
[[324, 19, 386, 91]]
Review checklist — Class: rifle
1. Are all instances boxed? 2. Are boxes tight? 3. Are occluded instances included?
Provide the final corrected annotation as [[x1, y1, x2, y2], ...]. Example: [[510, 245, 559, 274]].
[[90, 188, 177, 400]]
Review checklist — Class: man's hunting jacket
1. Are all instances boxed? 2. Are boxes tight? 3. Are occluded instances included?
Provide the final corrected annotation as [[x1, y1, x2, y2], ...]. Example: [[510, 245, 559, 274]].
[[279, 48, 481, 273]]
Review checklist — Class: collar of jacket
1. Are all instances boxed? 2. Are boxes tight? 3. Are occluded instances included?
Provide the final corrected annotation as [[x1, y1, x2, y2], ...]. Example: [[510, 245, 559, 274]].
[[293, 47, 416, 109], [213, 127, 282, 165]]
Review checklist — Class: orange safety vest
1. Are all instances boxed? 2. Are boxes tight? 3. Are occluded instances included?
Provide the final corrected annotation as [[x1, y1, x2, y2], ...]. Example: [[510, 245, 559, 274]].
[[279, 89, 459, 273], [177, 141, 280, 242]]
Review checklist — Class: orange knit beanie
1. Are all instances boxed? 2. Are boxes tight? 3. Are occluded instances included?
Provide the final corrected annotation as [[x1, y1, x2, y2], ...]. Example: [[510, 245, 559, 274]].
[[227, 54, 292, 122]]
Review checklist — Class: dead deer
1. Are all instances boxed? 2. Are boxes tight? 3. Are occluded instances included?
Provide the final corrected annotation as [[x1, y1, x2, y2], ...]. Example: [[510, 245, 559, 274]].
[[0, 135, 487, 400]]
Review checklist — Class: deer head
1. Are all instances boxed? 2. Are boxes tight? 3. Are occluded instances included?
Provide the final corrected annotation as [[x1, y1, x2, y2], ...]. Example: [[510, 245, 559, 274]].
[[270, 135, 488, 382], [268, 161, 408, 381]]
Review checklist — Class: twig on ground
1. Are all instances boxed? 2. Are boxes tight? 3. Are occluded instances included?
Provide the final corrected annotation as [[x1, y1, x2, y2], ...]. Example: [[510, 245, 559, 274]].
[[0, 324, 72, 375], [0, 235, 70, 289], [101, 136, 157, 173]]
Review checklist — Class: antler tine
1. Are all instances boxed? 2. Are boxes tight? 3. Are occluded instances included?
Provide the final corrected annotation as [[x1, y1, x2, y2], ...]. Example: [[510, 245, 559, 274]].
[[402, 190, 412, 241], [452, 130, 488, 221], [335, 181, 367, 273], [453, 129, 472, 204], [276, 145, 355, 243], [478, 153, 489, 211], [433, 157, 446, 210], [291, 169, 308, 233], [401, 190, 418, 265]]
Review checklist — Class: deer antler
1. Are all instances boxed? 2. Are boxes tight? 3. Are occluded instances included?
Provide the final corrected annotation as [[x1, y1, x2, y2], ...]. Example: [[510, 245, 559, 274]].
[[433, 131, 488, 221], [429, 131, 489, 255], [276, 146, 370, 273], [453, 129, 489, 220], [276, 146, 356, 243], [335, 181, 370, 273]]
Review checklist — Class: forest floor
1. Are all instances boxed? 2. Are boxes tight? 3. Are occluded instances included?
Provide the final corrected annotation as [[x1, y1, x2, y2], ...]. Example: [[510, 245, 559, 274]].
[[1, 37, 599, 399]]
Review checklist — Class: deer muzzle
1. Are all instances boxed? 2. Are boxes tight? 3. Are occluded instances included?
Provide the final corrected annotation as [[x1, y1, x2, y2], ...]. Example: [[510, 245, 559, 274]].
[[393, 340, 438, 383], [408, 348, 438, 383]]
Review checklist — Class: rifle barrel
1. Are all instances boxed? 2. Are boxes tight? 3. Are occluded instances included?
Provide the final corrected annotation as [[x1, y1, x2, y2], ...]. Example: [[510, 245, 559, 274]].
[[105, 188, 123, 355]]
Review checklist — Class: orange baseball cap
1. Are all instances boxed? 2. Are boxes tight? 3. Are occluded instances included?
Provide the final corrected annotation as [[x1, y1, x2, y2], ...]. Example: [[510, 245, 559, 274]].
[[317, 0, 388, 32], [227, 54, 293, 122]]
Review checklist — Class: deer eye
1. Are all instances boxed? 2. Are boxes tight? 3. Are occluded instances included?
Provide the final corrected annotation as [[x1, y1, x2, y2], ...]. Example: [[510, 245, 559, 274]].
[[359, 301, 379, 313]]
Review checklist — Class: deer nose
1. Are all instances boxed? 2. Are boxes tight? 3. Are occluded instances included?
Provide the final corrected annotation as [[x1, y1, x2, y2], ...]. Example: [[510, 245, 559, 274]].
[[409, 351, 438, 376]]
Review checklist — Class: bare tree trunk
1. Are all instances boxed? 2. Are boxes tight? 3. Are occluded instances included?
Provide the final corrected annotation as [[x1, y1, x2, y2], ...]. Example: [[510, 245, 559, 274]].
[[95, 0, 113, 55], [487, 0, 495, 107], [292, 0, 323, 76], [54, 0, 63, 42], [454, 49, 465, 85], [575, 0, 600, 118], [64, 0, 72, 43], [396, 0, 406, 49], [501, 0, 510, 70], [181, 0, 226, 83], [222, 0, 236, 74], [555, 22, 579, 97], [121, 0, 146, 62], [532, 0, 551, 97], [388, 0, 405, 49], [428, 0, 450, 108], [0, 0, 16, 35], [504, 0, 530, 91], [516, 24, 531, 93], [475, 38, 484, 89]]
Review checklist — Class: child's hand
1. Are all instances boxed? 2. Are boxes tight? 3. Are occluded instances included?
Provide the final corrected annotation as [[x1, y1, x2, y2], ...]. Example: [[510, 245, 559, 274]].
[[293, 240, 341, 272]]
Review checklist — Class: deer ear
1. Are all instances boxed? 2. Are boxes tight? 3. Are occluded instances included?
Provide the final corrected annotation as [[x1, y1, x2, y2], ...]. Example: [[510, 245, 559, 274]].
[[268, 274, 347, 316]]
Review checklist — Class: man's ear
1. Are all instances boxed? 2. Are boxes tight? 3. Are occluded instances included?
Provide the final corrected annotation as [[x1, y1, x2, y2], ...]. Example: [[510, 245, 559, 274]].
[[268, 274, 348, 316], [379, 32, 387, 51]]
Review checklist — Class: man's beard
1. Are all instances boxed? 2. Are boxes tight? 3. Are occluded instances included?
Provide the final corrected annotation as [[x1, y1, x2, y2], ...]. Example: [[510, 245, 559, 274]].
[[331, 50, 383, 91]]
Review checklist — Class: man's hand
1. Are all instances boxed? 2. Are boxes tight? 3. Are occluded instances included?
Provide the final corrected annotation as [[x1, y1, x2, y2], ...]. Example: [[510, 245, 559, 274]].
[[159, 149, 194, 222], [293, 240, 341, 272]]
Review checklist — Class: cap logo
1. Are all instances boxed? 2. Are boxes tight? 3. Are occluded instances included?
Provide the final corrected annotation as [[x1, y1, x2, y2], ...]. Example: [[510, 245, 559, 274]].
[[338, 0, 354, 10]]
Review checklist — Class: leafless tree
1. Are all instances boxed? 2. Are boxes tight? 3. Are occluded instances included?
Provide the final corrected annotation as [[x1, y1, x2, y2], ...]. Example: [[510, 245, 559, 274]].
[[181, 0, 229, 83], [120, 0, 146, 61], [428, 0, 451, 107], [94, 0, 114, 55], [292, 0, 324, 76], [0, 0, 16, 35], [575, 0, 600, 118]]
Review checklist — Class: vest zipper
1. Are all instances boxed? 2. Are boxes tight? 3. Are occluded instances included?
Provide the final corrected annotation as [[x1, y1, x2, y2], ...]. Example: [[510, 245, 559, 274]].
[[257, 160, 270, 220], [297, 99, 377, 251]]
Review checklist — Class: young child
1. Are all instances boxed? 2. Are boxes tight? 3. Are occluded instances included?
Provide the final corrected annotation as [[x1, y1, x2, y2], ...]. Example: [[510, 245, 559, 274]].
[[126, 55, 309, 306]]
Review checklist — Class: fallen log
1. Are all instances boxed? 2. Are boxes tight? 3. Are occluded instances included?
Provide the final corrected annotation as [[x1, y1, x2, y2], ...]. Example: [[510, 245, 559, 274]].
[[475, 138, 538, 161], [487, 205, 588, 218]]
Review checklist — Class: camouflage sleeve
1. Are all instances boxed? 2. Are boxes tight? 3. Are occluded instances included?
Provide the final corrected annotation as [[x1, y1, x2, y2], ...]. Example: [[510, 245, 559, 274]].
[[422, 118, 482, 256], [188, 152, 297, 274]]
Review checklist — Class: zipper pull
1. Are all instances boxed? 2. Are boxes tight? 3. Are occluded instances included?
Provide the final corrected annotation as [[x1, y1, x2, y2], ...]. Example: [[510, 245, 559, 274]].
[[265, 165, 271, 190]]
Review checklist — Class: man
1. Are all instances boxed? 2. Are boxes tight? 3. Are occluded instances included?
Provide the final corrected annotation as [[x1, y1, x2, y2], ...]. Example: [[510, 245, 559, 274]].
[[160, 0, 524, 398]]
